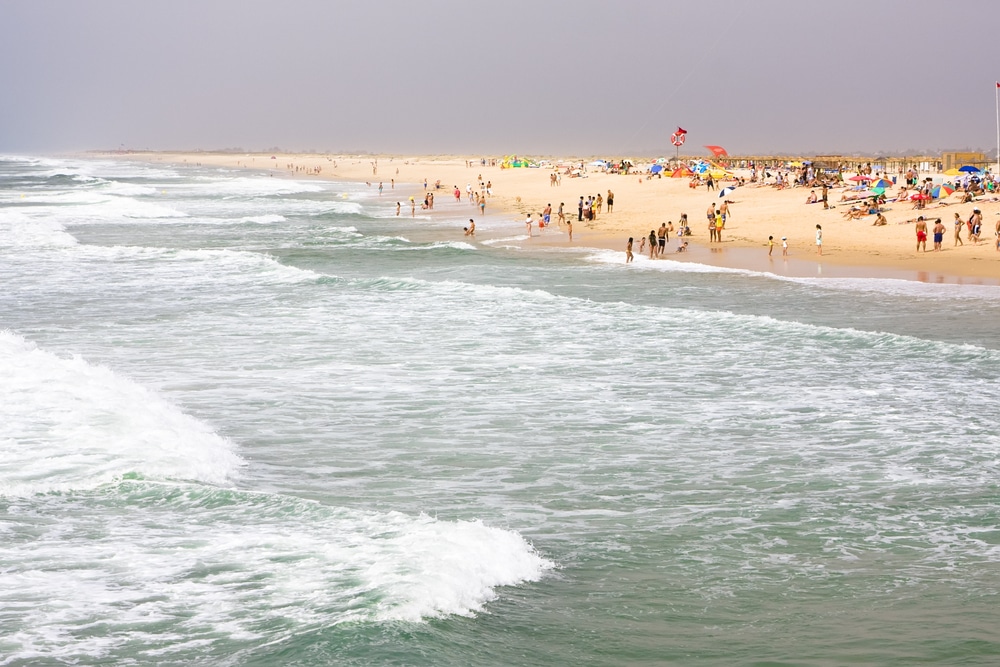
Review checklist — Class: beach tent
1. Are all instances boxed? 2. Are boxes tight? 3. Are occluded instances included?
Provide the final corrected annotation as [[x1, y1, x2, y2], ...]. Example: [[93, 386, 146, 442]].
[[671, 166, 694, 178]]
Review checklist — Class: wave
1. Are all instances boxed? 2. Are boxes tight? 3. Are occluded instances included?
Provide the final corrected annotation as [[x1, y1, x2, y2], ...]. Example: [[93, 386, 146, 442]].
[[0, 331, 245, 496], [238, 214, 286, 224], [189, 175, 326, 198], [0, 208, 78, 248], [0, 482, 553, 662]]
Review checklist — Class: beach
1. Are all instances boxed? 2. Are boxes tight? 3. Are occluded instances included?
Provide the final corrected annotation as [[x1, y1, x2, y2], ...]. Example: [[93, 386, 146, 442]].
[[4, 153, 1000, 666], [121, 151, 1000, 284]]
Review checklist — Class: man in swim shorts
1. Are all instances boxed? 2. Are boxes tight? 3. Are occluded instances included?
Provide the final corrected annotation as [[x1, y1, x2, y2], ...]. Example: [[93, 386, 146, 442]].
[[657, 223, 667, 254], [932, 218, 944, 251], [915, 216, 927, 252]]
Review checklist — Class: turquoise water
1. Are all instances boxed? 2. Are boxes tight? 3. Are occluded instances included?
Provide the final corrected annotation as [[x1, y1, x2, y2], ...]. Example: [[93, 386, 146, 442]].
[[2, 155, 1000, 666]]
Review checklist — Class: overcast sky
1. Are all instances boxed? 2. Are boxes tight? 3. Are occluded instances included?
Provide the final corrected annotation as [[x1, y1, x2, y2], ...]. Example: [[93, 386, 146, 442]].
[[2, 0, 998, 157]]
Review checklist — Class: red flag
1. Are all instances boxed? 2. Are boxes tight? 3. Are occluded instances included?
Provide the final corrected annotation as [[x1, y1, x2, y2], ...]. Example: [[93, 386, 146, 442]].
[[676, 126, 688, 135], [996, 81, 1000, 88]]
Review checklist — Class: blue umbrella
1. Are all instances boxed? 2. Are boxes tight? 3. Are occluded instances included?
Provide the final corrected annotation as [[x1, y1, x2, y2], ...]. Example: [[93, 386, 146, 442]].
[[958, 165, 981, 173], [650, 164, 663, 174]]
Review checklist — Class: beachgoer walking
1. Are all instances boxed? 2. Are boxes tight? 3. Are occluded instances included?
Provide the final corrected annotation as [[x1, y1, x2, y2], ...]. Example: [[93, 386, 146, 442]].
[[648, 229, 657, 259], [607, 190, 614, 213], [970, 209, 983, 244], [815, 224, 823, 255], [782, 236, 788, 256], [557, 202, 565, 224]]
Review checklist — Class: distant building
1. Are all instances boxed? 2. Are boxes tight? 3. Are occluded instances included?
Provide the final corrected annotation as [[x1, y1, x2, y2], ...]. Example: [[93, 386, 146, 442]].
[[942, 151, 986, 171]]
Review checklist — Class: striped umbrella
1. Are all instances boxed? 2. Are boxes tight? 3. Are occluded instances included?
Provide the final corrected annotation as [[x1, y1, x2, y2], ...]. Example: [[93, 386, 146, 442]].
[[871, 178, 893, 189], [931, 184, 955, 199]]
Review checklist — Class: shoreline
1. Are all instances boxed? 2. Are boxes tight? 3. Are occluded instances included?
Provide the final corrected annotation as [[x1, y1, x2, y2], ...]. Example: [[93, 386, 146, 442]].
[[105, 150, 1000, 285]]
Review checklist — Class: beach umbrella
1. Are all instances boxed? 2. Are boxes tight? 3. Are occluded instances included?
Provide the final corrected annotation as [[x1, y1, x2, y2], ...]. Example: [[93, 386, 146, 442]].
[[958, 165, 980, 173], [870, 178, 893, 189], [848, 175, 872, 182], [650, 164, 663, 174], [869, 186, 886, 195], [910, 193, 930, 201], [931, 184, 955, 198], [718, 186, 736, 198]]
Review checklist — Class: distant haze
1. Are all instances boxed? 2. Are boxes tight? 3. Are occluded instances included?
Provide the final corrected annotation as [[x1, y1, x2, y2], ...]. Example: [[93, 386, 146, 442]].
[[2, 0, 998, 157]]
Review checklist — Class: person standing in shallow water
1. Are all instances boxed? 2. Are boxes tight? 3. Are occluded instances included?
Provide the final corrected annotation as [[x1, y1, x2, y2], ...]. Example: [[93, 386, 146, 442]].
[[626, 237, 634, 263]]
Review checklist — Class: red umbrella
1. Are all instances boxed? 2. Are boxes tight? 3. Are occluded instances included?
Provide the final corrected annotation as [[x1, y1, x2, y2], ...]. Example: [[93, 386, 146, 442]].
[[910, 193, 930, 200], [848, 175, 872, 182]]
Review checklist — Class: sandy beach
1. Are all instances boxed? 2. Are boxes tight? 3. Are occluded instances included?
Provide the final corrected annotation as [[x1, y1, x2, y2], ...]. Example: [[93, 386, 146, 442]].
[[118, 151, 1000, 284]]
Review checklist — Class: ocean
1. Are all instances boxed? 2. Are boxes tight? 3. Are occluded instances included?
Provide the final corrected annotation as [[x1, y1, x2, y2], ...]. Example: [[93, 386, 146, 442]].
[[2, 154, 999, 666]]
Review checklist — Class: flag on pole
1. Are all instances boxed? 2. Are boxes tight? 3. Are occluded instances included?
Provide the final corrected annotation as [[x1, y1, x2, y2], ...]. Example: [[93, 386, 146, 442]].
[[676, 126, 688, 135]]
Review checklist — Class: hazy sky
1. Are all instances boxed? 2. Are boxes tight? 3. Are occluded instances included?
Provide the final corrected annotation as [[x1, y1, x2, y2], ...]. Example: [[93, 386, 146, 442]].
[[2, 0, 998, 157]]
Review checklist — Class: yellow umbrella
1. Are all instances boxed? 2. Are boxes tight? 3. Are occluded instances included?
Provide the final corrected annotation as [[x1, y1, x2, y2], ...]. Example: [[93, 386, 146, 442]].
[[944, 168, 961, 176]]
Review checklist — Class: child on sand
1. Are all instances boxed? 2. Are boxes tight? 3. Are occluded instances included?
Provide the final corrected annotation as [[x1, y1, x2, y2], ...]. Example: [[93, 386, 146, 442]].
[[782, 236, 788, 256]]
